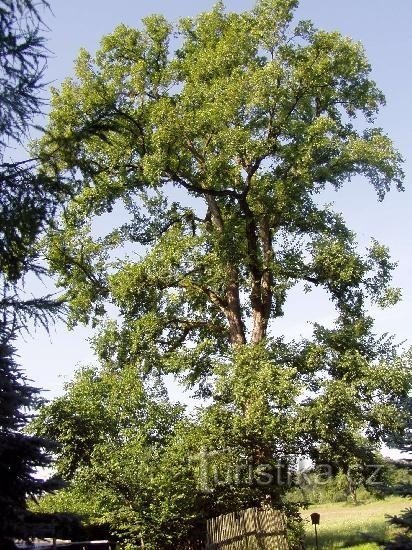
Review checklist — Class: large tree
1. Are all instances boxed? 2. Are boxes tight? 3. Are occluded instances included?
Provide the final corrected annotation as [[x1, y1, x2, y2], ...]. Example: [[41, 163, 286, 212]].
[[36, 0, 411, 532]]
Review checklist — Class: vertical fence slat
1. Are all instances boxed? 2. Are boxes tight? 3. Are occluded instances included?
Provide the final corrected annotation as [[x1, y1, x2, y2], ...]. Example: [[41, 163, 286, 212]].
[[206, 506, 289, 549]]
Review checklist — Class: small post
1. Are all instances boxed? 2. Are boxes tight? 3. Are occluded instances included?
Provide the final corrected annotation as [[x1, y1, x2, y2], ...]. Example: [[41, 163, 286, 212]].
[[310, 512, 320, 550]]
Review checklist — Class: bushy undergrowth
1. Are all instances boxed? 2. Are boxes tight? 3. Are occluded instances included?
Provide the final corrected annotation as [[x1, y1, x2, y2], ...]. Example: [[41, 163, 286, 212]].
[[286, 462, 411, 505]]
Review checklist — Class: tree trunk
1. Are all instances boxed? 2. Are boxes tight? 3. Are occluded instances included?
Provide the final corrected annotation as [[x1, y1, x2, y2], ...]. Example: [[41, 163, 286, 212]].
[[205, 195, 246, 345], [250, 218, 273, 344], [226, 266, 246, 345]]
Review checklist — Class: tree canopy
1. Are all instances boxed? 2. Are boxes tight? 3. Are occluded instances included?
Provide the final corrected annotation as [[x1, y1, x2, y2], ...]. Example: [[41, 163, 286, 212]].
[[32, 364, 189, 547], [34, 0, 411, 544], [39, 0, 404, 348]]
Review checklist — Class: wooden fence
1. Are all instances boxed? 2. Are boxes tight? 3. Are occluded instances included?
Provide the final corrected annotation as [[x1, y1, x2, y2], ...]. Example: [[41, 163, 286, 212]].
[[206, 506, 289, 549]]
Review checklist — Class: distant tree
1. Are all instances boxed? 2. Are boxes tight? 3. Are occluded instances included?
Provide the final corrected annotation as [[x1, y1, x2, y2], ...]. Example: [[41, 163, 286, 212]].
[[0, 0, 65, 545], [36, 0, 411, 542]]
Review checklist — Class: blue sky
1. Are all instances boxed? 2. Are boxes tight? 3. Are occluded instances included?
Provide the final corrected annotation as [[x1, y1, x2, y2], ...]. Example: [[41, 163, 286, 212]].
[[17, 0, 412, 403]]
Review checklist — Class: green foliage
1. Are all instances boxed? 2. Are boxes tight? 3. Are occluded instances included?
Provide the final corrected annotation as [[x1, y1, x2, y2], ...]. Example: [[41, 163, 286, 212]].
[[0, 0, 66, 330], [287, 460, 404, 506], [32, 363, 191, 547], [385, 408, 412, 549], [0, 0, 68, 544], [32, 360, 306, 548], [38, 0, 404, 346], [0, 0, 48, 145], [33, 0, 411, 545], [386, 507, 412, 549]]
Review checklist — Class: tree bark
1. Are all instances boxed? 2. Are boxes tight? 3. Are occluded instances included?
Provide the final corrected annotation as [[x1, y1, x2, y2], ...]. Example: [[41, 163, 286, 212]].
[[206, 195, 246, 345], [250, 217, 273, 343], [226, 266, 247, 345], [239, 192, 274, 344]]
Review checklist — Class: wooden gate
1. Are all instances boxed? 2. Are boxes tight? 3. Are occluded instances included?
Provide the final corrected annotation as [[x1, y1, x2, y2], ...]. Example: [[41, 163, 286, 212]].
[[206, 506, 289, 549]]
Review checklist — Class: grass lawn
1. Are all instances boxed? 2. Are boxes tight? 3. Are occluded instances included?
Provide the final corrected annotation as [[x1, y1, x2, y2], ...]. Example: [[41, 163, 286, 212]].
[[302, 496, 408, 549]]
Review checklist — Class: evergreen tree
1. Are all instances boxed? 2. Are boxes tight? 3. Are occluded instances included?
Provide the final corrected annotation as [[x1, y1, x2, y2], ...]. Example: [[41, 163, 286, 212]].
[[0, 0, 65, 545], [385, 395, 412, 549], [0, 325, 54, 544], [0, 0, 64, 330]]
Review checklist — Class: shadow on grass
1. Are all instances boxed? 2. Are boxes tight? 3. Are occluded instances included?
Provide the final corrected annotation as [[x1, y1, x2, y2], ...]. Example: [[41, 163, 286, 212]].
[[304, 521, 385, 549]]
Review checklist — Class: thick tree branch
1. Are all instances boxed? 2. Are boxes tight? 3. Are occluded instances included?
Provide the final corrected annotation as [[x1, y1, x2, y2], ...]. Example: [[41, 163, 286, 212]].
[[167, 171, 241, 200]]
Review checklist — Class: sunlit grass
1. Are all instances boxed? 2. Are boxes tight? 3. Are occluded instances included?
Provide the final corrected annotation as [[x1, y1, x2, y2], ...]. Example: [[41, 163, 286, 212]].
[[302, 496, 406, 549]]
